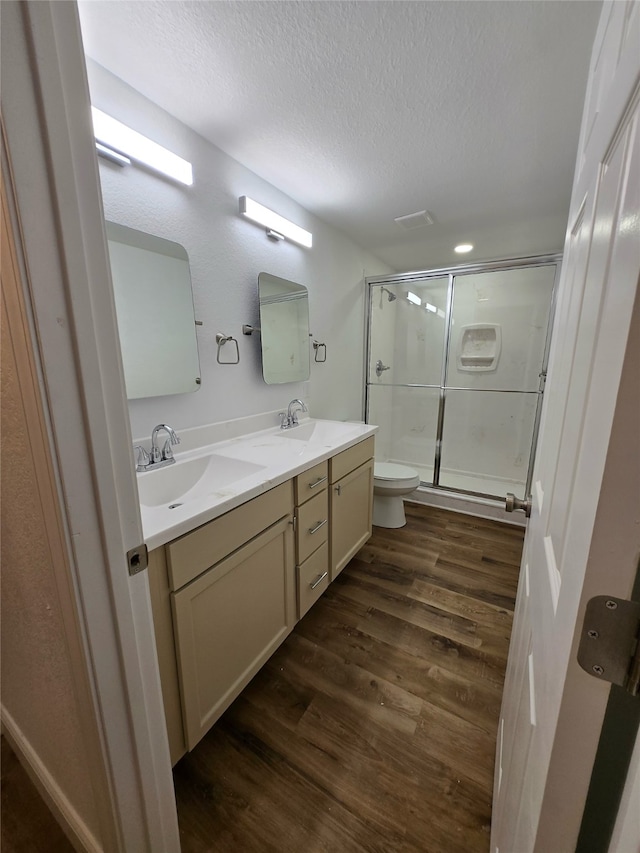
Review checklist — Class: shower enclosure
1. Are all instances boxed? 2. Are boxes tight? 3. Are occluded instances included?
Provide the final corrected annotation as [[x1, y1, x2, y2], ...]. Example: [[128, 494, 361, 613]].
[[365, 256, 559, 502]]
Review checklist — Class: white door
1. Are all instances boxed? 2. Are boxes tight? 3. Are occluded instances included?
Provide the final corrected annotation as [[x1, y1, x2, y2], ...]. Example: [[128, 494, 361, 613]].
[[492, 3, 640, 852]]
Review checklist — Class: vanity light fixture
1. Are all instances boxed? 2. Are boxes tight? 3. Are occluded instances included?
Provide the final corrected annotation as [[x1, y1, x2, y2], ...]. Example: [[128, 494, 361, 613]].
[[239, 196, 313, 248], [91, 107, 193, 186], [406, 291, 422, 306], [454, 243, 474, 254], [95, 142, 131, 167], [425, 302, 438, 313]]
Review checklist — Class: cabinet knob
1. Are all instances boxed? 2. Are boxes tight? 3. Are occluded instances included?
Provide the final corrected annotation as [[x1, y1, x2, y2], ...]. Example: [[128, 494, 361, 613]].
[[335, 484, 342, 496]]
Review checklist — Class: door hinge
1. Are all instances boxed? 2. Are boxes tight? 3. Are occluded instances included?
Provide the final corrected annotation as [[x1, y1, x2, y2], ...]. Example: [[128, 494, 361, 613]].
[[577, 596, 640, 696], [127, 543, 149, 576]]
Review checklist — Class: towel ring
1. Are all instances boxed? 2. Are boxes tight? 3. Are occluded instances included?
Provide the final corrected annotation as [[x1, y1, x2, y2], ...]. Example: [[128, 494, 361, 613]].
[[216, 332, 240, 365], [313, 340, 327, 363]]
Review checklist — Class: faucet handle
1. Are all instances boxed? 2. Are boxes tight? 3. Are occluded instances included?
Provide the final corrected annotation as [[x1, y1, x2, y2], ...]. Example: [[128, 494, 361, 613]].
[[161, 439, 175, 461], [134, 445, 150, 471]]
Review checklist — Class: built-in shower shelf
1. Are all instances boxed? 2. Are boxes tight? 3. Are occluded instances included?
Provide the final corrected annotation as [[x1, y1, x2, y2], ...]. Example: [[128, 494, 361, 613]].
[[457, 324, 501, 372]]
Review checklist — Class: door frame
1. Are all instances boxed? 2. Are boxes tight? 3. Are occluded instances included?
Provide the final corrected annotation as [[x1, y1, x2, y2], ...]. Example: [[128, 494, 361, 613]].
[[2, 2, 180, 849]]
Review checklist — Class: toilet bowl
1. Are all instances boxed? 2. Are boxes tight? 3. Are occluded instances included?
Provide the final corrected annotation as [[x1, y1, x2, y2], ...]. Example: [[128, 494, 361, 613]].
[[373, 462, 420, 528]]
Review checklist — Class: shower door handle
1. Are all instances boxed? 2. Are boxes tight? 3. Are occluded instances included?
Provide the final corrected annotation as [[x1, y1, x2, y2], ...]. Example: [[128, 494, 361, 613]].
[[375, 359, 390, 378], [505, 492, 532, 517]]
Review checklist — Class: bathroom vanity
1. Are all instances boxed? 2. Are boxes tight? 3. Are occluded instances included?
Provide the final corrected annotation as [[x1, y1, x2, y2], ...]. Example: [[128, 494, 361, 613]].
[[141, 419, 375, 764]]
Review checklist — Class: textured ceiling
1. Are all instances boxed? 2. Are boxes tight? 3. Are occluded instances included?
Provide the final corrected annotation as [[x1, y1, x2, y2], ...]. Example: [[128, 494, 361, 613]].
[[78, 0, 601, 271]]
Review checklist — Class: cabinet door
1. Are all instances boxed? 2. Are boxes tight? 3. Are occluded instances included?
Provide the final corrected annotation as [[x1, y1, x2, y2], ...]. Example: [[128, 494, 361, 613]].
[[171, 515, 295, 750], [330, 458, 374, 581]]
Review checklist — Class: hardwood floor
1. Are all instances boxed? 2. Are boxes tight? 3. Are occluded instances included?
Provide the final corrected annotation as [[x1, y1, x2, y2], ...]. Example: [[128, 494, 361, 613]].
[[0, 736, 74, 853], [0, 504, 523, 852], [174, 504, 524, 853]]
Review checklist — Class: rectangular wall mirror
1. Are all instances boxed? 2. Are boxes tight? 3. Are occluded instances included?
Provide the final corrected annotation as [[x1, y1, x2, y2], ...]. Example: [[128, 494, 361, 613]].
[[258, 272, 310, 384], [106, 221, 201, 399]]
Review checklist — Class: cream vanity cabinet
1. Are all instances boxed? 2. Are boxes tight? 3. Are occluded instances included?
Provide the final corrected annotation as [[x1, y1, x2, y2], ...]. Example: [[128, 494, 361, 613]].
[[147, 435, 374, 765], [148, 481, 295, 762], [329, 436, 375, 580]]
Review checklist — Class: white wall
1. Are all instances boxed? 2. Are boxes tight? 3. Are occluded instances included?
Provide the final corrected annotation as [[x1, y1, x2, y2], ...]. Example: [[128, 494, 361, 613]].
[[86, 61, 392, 440]]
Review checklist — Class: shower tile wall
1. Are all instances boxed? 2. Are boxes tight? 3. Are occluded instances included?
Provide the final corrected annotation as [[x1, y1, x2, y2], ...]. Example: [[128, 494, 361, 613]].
[[367, 264, 556, 500]]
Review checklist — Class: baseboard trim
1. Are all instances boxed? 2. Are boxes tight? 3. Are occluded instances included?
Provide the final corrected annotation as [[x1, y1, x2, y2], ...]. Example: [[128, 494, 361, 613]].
[[1, 706, 103, 853], [406, 486, 527, 527]]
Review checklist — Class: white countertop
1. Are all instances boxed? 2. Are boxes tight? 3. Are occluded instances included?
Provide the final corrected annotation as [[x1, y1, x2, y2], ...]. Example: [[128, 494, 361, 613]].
[[138, 418, 377, 550]]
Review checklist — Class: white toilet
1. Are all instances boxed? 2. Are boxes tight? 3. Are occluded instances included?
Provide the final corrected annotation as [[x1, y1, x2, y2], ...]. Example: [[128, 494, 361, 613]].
[[373, 462, 421, 528]]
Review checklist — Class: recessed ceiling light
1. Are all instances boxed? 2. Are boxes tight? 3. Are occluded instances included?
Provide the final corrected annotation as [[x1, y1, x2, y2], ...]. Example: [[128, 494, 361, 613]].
[[455, 243, 474, 254]]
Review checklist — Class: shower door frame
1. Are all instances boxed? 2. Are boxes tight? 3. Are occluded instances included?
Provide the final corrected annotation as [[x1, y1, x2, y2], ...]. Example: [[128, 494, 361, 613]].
[[364, 253, 562, 502]]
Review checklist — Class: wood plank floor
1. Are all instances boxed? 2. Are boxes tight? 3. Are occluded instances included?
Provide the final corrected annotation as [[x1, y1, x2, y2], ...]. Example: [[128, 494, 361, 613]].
[[1, 736, 74, 853], [0, 504, 523, 852], [174, 504, 524, 853]]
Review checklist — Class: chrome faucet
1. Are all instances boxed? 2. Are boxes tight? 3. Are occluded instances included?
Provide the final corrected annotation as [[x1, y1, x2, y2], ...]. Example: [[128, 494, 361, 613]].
[[134, 424, 180, 472], [151, 424, 180, 463], [280, 399, 308, 429]]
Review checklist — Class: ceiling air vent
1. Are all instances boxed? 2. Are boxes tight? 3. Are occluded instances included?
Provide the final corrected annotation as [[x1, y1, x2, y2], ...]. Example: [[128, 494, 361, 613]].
[[394, 210, 435, 230]]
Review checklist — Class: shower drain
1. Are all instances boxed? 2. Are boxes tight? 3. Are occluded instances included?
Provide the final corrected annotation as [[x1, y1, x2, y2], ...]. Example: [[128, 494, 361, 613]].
[[168, 502, 183, 510]]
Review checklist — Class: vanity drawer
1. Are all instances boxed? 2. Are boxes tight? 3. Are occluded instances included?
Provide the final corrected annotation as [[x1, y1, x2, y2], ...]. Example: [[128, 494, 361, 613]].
[[330, 436, 375, 483], [295, 460, 328, 504], [297, 541, 329, 619], [297, 489, 328, 564], [166, 481, 293, 591]]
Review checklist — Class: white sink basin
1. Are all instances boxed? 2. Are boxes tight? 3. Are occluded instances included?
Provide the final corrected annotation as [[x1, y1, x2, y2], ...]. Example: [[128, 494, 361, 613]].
[[137, 454, 266, 508], [278, 421, 317, 441], [137, 417, 378, 550], [277, 420, 360, 446]]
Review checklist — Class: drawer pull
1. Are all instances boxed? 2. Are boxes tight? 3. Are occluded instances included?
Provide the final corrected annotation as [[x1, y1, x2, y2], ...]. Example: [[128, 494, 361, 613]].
[[310, 571, 328, 591], [308, 519, 327, 535], [308, 476, 328, 490]]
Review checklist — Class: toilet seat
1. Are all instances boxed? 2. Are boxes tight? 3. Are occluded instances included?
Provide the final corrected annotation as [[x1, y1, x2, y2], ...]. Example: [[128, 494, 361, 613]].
[[374, 462, 419, 482]]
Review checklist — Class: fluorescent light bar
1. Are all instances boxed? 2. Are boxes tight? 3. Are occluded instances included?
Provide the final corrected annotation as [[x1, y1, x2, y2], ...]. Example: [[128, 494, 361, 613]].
[[91, 107, 193, 186], [454, 243, 474, 253], [95, 142, 131, 167], [407, 291, 421, 305], [425, 302, 437, 313], [239, 196, 312, 248]]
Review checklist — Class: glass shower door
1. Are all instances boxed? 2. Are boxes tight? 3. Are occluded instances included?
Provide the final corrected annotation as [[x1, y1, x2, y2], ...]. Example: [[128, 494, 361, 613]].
[[439, 265, 556, 498], [367, 277, 448, 483]]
